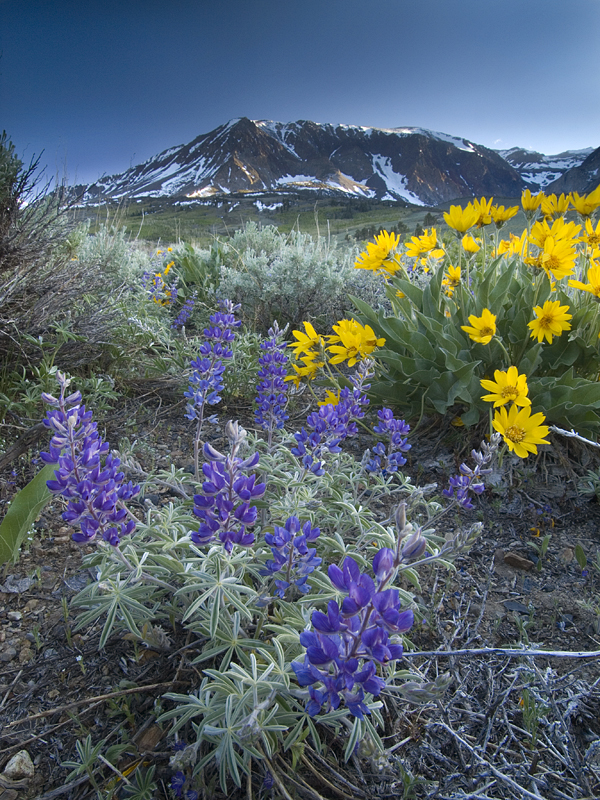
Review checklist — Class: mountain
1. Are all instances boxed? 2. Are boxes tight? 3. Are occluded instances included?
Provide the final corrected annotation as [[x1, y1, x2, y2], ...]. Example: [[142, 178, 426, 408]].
[[497, 147, 594, 191], [76, 117, 525, 207], [545, 146, 600, 195]]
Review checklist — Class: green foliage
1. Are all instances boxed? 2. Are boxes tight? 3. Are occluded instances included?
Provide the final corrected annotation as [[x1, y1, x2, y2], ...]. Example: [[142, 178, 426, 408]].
[[172, 241, 221, 306], [353, 255, 600, 435], [218, 222, 382, 333], [0, 463, 55, 565]]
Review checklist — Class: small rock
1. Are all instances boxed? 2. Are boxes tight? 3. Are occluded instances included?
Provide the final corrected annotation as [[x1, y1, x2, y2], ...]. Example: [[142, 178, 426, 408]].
[[503, 600, 531, 614], [43, 648, 58, 659], [0, 646, 17, 662], [18, 648, 33, 664], [2, 749, 35, 780], [503, 552, 535, 571], [7, 611, 22, 622], [0, 576, 34, 594], [559, 547, 573, 564]]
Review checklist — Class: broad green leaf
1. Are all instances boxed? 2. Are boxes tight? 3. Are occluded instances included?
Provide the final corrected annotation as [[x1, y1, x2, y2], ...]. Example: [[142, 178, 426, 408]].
[[0, 463, 56, 566]]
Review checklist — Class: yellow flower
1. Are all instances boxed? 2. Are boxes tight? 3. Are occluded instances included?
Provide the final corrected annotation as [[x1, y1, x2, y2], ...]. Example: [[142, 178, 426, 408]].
[[461, 234, 480, 253], [496, 230, 528, 258], [289, 321, 324, 359], [568, 261, 600, 297], [569, 191, 600, 218], [163, 261, 174, 276], [582, 218, 600, 248], [284, 355, 325, 387], [318, 389, 341, 407], [167, 246, 173, 252], [521, 189, 544, 215], [480, 366, 531, 408], [471, 197, 494, 228], [444, 204, 479, 234], [405, 228, 439, 258], [527, 300, 572, 343], [327, 319, 385, 366], [156, 250, 163, 255], [442, 264, 461, 295], [529, 218, 581, 249], [461, 308, 496, 344], [526, 235, 577, 282], [355, 230, 401, 277], [492, 405, 550, 458], [540, 193, 570, 220], [490, 204, 519, 228]]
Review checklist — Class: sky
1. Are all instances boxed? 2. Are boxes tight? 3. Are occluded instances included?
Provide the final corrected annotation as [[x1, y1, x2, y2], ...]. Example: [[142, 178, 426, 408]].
[[2, 0, 600, 186]]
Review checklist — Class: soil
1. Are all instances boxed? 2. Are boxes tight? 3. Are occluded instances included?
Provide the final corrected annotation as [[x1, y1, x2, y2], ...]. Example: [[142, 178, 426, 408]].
[[1, 387, 600, 800]]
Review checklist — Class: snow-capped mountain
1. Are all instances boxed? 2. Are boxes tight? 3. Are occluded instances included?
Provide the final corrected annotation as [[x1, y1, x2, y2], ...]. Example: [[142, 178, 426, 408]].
[[75, 118, 597, 207], [497, 147, 594, 191]]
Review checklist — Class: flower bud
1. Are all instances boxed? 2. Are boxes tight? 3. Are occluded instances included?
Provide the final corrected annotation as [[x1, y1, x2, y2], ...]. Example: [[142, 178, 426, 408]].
[[401, 529, 427, 561]]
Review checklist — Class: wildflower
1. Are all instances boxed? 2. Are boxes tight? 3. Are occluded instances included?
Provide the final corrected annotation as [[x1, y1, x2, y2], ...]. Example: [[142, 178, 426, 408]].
[[490, 204, 519, 228], [443, 434, 501, 509], [442, 264, 461, 295], [529, 218, 581, 249], [171, 293, 196, 329], [364, 408, 411, 475], [404, 228, 441, 259], [527, 236, 577, 282], [480, 366, 531, 407], [470, 197, 494, 228], [318, 389, 340, 407], [541, 193, 570, 220], [521, 189, 544, 218], [492, 405, 550, 458], [496, 230, 528, 258], [285, 354, 326, 387], [527, 300, 572, 343], [443, 204, 479, 235], [569, 191, 600, 218], [461, 234, 480, 253], [354, 230, 401, 277], [192, 422, 265, 552], [327, 319, 385, 366], [582, 218, 600, 248], [460, 308, 496, 344], [40, 373, 140, 546], [289, 321, 324, 359], [254, 322, 290, 442], [262, 516, 321, 597], [568, 261, 600, 297]]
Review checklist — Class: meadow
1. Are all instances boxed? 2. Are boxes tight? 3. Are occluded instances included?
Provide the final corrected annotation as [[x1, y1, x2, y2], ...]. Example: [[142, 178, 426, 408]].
[[1, 140, 600, 800]]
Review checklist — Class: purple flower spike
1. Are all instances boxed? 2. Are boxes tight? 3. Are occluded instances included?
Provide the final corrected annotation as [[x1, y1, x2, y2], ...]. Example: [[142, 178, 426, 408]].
[[40, 372, 140, 546]]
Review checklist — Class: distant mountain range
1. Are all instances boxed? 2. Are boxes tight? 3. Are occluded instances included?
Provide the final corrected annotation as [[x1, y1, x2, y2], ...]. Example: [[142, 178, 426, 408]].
[[75, 118, 600, 207]]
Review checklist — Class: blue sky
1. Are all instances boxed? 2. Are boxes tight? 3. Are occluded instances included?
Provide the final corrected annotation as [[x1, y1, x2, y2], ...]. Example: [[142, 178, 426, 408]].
[[2, 0, 599, 185]]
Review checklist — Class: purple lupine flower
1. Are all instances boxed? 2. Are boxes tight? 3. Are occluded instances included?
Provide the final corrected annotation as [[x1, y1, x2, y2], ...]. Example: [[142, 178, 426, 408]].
[[291, 363, 371, 475], [40, 372, 139, 546], [192, 421, 265, 553], [254, 321, 290, 447], [172, 292, 197, 329], [443, 433, 500, 509], [365, 408, 411, 475], [185, 300, 241, 479], [261, 516, 321, 597], [292, 553, 413, 719]]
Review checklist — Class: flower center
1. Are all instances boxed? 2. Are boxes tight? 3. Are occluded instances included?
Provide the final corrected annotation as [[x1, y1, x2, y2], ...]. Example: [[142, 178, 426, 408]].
[[539, 314, 554, 329], [479, 326, 494, 337], [505, 424, 526, 443], [501, 385, 518, 399]]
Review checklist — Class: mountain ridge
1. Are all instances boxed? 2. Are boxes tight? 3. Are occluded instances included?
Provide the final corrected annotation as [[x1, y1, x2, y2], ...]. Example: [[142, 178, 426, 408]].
[[75, 118, 598, 207]]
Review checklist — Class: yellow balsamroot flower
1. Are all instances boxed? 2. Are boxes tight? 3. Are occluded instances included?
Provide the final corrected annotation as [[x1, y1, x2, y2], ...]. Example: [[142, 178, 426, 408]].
[[568, 261, 600, 297], [289, 321, 324, 359], [404, 227, 443, 259], [521, 189, 544, 216], [526, 235, 577, 282], [461, 234, 480, 253], [491, 204, 519, 228], [471, 197, 494, 227], [327, 319, 385, 366], [529, 218, 581, 249], [355, 230, 401, 277], [318, 389, 341, 407], [461, 308, 496, 345], [527, 300, 572, 344], [442, 264, 461, 296], [444, 204, 479, 235], [569, 191, 600, 218], [492, 405, 550, 459], [496, 230, 528, 258], [285, 355, 325, 387], [480, 366, 531, 408], [541, 192, 570, 220], [582, 218, 600, 248]]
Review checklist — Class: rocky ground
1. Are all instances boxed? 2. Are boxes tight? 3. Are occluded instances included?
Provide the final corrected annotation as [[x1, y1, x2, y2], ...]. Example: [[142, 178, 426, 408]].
[[1, 389, 599, 799]]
